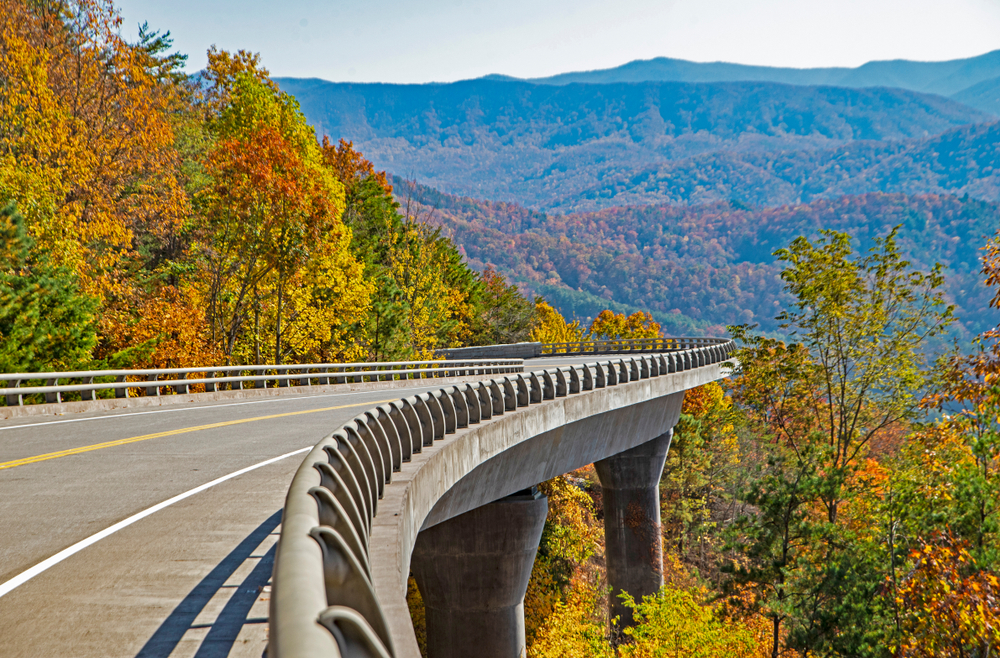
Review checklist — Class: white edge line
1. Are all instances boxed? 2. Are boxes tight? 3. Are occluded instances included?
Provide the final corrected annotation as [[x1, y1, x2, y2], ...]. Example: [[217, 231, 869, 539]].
[[0, 446, 312, 599]]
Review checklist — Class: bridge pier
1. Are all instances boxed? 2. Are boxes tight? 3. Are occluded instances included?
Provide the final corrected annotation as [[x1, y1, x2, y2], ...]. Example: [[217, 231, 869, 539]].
[[411, 488, 548, 658], [595, 430, 673, 631]]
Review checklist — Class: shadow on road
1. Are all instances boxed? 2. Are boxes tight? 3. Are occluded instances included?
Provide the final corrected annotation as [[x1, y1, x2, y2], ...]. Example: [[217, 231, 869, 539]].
[[135, 510, 281, 658]]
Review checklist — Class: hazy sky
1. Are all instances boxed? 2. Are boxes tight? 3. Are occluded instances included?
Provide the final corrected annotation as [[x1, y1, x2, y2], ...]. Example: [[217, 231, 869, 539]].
[[115, 0, 1000, 83]]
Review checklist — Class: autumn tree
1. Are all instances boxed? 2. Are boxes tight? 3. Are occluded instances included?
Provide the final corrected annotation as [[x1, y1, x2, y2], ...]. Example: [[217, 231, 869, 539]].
[[0, 0, 188, 280], [660, 382, 754, 578], [322, 137, 392, 199], [896, 533, 1000, 657], [0, 1, 227, 369], [469, 267, 536, 346], [198, 54, 368, 364], [725, 227, 954, 657], [866, 226, 1000, 654], [587, 310, 661, 341], [531, 301, 585, 344]]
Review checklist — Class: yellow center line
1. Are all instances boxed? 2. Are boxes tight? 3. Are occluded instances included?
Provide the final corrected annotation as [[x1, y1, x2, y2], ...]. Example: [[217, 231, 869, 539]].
[[0, 399, 394, 471]]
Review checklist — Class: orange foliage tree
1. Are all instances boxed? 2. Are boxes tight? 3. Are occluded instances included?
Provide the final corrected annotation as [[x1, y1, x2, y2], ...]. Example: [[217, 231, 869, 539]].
[[897, 533, 1000, 657], [197, 53, 368, 364], [322, 138, 393, 197]]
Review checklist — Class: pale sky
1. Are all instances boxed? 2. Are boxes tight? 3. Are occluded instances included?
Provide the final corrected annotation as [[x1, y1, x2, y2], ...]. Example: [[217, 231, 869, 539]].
[[114, 0, 1000, 83]]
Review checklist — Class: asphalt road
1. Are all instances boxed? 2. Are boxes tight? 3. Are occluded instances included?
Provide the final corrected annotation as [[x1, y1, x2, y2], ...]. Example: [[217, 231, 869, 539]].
[[0, 355, 623, 657]]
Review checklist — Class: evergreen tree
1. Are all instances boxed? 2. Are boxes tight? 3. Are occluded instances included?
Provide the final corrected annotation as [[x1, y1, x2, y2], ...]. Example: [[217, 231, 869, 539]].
[[0, 201, 97, 373]]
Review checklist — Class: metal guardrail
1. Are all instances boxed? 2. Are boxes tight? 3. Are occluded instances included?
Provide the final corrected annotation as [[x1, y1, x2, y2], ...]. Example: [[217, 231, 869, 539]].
[[539, 336, 723, 356], [0, 360, 524, 407], [270, 338, 735, 658]]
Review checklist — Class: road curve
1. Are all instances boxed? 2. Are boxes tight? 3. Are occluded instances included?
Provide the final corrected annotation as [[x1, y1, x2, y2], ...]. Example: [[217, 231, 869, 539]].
[[0, 357, 591, 658]]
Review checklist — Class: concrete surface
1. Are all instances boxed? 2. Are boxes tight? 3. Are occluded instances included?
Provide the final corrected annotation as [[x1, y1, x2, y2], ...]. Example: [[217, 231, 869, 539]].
[[0, 352, 728, 658], [595, 431, 673, 630], [0, 384, 447, 658], [368, 362, 725, 657], [411, 490, 547, 658]]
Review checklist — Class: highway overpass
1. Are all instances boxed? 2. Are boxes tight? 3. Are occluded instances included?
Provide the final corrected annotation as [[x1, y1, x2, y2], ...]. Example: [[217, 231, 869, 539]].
[[0, 338, 732, 658]]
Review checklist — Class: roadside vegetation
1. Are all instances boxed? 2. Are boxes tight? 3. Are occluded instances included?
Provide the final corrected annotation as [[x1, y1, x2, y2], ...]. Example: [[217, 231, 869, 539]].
[[0, 0, 538, 372]]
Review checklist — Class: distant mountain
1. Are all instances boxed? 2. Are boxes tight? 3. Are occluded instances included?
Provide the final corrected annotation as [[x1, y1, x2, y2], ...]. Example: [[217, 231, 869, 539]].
[[401, 180, 1000, 340], [499, 50, 1000, 115], [277, 77, 990, 210], [952, 75, 1000, 115], [549, 121, 1000, 212]]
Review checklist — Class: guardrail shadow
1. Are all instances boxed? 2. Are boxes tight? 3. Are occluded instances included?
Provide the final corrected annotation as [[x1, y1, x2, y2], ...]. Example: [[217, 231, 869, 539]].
[[135, 510, 281, 658]]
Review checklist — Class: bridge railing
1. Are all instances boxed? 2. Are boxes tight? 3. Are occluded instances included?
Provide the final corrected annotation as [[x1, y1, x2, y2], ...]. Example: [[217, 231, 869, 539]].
[[0, 359, 524, 407], [539, 336, 727, 355], [270, 339, 736, 658]]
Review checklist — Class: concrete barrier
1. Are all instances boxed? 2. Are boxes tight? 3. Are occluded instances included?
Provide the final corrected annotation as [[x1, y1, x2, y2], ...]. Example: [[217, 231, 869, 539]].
[[270, 339, 736, 658], [435, 343, 542, 360]]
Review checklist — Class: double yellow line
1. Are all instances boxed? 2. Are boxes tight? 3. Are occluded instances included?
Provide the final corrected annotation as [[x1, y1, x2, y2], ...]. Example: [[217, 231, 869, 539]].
[[0, 400, 393, 471]]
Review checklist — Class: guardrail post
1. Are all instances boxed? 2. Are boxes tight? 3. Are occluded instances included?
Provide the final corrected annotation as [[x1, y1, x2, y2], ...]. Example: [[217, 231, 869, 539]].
[[45, 378, 61, 403], [411, 488, 547, 658], [80, 377, 95, 401], [115, 375, 129, 399], [5, 379, 21, 406], [595, 430, 673, 632]]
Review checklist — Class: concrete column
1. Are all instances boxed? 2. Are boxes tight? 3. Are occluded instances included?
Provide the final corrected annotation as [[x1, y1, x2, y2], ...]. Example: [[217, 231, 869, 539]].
[[595, 430, 672, 630], [411, 488, 548, 658]]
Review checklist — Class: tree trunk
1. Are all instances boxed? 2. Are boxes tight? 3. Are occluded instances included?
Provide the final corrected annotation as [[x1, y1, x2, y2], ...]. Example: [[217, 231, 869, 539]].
[[254, 283, 260, 365], [275, 278, 283, 365]]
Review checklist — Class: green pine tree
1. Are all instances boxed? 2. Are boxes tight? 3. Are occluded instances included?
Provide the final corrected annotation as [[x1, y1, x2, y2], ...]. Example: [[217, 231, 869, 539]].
[[0, 201, 98, 373]]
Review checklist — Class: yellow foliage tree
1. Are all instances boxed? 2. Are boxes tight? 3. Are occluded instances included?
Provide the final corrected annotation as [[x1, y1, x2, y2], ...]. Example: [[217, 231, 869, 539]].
[[386, 221, 472, 358], [531, 301, 584, 344], [525, 473, 604, 651], [0, 0, 187, 283], [587, 310, 661, 341], [530, 577, 612, 658], [618, 587, 769, 658]]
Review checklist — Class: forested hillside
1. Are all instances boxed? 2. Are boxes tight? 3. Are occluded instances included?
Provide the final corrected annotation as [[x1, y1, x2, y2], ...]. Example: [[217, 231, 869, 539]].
[[952, 74, 1000, 114], [278, 76, 989, 209], [555, 120, 1000, 211], [0, 1, 539, 375], [402, 178, 1000, 339]]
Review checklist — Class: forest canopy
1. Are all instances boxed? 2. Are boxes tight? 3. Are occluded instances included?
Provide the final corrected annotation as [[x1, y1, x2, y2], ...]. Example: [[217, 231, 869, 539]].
[[0, 0, 570, 372]]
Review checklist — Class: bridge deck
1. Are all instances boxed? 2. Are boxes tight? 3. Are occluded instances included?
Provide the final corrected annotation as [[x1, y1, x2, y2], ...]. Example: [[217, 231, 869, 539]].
[[0, 351, 724, 657], [0, 354, 643, 657], [0, 385, 449, 657]]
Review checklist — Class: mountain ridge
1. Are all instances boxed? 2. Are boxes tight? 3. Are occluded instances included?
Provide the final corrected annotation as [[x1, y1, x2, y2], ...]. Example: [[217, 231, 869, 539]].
[[277, 76, 991, 211], [545, 120, 1000, 212], [485, 50, 1000, 114]]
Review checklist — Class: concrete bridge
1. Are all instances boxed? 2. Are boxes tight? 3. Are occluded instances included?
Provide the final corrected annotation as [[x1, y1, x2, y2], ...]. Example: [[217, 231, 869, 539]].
[[0, 338, 732, 658]]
